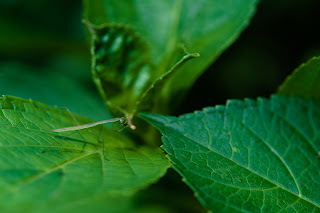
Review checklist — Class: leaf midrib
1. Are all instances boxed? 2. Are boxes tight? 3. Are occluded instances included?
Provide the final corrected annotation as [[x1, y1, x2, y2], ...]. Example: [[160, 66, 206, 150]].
[[223, 110, 301, 196], [170, 154, 279, 191], [165, 138, 277, 191], [0, 144, 86, 151], [0, 150, 102, 197], [162, 121, 319, 208], [170, 161, 268, 213]]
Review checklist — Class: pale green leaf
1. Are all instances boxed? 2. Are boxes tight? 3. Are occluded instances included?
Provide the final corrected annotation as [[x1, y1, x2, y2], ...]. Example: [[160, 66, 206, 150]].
[[140, 95, 320, 212], [0, 95, 170, 213]]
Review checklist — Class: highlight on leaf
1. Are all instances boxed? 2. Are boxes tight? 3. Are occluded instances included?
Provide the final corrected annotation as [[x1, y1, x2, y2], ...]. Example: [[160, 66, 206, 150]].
[[84, 21, 155, 116]]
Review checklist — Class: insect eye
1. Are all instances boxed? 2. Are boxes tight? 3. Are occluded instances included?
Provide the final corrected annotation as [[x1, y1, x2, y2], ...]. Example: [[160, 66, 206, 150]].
[[123, 122, 128, 126]]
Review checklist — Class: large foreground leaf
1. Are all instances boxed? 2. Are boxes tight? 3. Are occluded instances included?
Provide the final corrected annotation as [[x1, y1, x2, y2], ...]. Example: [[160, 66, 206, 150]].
[[0, 96, 170, 213], [141, 95, 320, 212], [278, 56, 320, 99], [84, 0, 259, 115]]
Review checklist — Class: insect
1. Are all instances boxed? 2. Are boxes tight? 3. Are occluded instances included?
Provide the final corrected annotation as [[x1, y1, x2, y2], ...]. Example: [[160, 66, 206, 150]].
[[51, 116, 136, 132], [50, 109, 136, 160]]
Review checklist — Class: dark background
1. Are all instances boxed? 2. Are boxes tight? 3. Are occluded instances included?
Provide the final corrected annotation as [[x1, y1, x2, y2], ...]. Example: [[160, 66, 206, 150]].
[[181, 0, 320, 114]]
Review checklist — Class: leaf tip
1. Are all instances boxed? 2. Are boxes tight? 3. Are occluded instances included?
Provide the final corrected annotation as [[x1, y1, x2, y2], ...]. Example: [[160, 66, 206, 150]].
[[139, 112, 176, 131]]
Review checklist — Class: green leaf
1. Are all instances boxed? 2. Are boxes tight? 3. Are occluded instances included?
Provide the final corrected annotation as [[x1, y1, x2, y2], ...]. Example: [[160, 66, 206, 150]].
[[86, 22, 199, 116], [0, 95, 170, 213], [136, 53, 200, 114], [134, 53, 200, 145], [87, 22, 155, 115], [278, 56, 320, 99], [84, 0, 258, 114], [140, 95, 320, 212]]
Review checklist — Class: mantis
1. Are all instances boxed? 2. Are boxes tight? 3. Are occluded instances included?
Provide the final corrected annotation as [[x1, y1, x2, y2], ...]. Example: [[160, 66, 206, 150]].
[[51, 116, 136, 132], [50, 109, 136, 160]]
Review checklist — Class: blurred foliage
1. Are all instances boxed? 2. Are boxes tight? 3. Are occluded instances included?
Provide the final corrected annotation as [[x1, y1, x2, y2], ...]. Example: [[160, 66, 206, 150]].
[[1, 0, 319, 212], [0, 0, 108, 121]]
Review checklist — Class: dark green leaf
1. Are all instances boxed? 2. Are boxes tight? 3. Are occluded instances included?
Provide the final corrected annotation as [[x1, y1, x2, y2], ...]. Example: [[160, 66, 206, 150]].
[[0, 95, 170, 213], [136, 53, 200, 114], [141, 95, 320, 212], [84, 0, 259, 114], [87, 22, 155, 115], [278, 56, 320, 99]]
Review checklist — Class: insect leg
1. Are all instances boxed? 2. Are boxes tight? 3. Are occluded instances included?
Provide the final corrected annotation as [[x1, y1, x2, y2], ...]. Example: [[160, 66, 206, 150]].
[[54, 107, 88, 151], [88, 126, 109, 161], [42, 131, 78, 153], [32, 104, 89, 153]]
